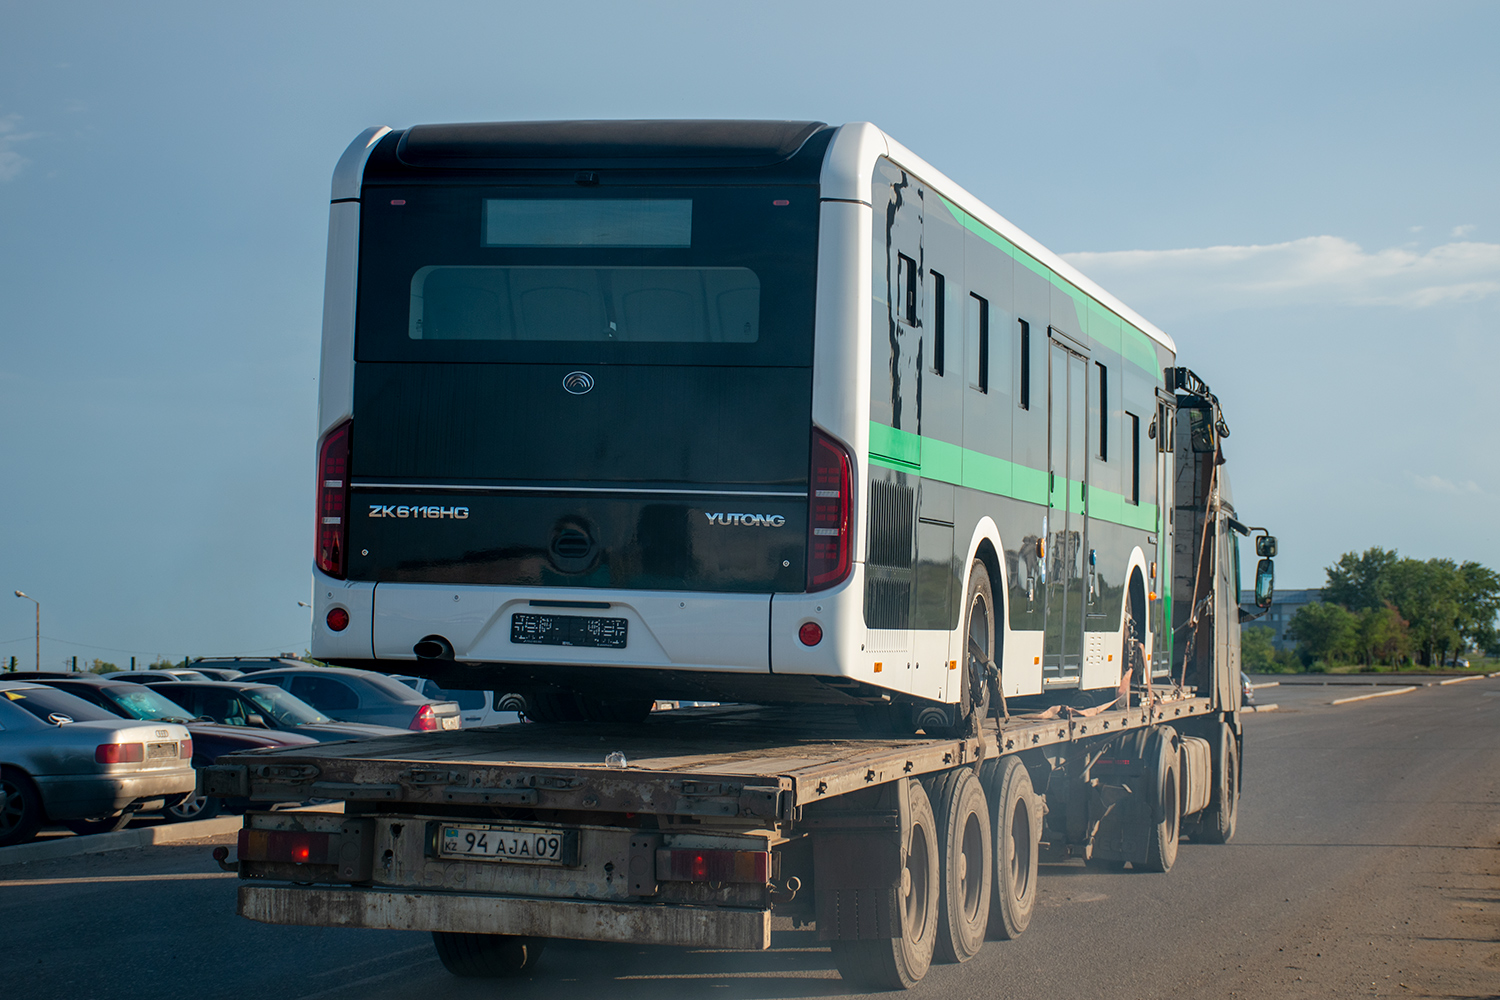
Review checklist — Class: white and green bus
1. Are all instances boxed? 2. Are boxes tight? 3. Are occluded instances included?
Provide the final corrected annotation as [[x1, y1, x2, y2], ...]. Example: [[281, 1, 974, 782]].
[[309, 120, 1232, 731]]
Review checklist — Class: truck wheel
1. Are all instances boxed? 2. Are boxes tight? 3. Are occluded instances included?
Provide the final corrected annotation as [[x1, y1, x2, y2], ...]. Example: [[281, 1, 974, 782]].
[[0, 769, 45, 847], [830, 778, 940, 989], [929, 768, 991, 962], [983, 756, 1041, 938], [431, 932, 546, 978], [1141, 728, 1181, 873], [1195, 723, 1239, 844], [65, 813, 132, 836]]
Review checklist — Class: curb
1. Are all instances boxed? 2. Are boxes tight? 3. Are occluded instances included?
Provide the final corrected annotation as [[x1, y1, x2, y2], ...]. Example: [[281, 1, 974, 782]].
[[1331, 686, 1417, 706], [0, 816, 241, 867], [1249, 681, 1280, 690], [1248, 703, 1279, 713], [1438, 674, 1490, 686]]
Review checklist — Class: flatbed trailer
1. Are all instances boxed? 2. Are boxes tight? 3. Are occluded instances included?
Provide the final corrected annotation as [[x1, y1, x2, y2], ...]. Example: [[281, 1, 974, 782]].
[[205, 689, 1238, 989]]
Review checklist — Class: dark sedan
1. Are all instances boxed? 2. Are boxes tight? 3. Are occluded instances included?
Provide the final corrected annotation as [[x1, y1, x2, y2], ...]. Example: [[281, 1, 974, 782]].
[[247, 666, 461, 731], [144, 681, 407, 742]]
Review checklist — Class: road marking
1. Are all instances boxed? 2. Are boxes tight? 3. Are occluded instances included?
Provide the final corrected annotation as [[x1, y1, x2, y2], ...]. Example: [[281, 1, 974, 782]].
[[0, 871, 237, 888], [1249, 681, 1280, 690], [1331, 686, 1417, 705], [1439, 674, 1489, 685]]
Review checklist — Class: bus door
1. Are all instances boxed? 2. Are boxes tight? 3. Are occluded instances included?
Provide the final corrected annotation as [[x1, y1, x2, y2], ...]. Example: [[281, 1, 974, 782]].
[[1043, 338, 1089, 685]]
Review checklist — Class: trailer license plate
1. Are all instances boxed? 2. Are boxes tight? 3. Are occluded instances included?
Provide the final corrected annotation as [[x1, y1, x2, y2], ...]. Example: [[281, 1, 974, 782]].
[[511, 613, 628, 649], [437, 824, 579, 866]]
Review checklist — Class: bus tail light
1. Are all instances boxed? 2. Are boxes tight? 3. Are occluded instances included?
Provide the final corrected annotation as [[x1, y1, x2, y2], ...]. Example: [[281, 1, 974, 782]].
[[807, 429, 852, 591], [316, 419, 352, 579]]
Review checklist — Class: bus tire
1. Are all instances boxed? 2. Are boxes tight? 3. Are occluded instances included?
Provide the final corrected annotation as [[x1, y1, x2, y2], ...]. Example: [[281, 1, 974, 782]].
[[577, 695, 654, 724], [983, 756, 1041, 938], [1195, 722, 1239, 844], [431, 932, 546, 978], [929, 768, 992, 963], [1141, 728, 1181, 873], [829, 778, 940, 990], [523, 693, 585, 723], [928, 562, 995, 739]]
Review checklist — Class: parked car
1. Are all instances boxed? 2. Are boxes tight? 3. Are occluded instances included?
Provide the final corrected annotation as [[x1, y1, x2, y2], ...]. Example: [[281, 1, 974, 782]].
[[188, 667, 244, 682], [1241, 674, 1256, 708], [0, 682, 195, 846], [247, 667, 461, 731], [110, 669, 213, 684], [144, 681, 407, 742], [389, 676, 522, 728], [193, 656, 309, 676], [17, 674, 316, 821]]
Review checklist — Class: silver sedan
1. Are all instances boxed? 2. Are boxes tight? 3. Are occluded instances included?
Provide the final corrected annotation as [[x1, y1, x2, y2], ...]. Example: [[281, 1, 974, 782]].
[[0, 682, 196, 846]]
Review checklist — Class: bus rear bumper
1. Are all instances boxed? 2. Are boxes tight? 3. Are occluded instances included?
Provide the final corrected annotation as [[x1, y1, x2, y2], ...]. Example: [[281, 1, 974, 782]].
[[238, 883, 771, 950]]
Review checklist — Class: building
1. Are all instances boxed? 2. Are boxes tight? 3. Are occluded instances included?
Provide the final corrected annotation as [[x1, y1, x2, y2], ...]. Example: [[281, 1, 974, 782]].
[[1239, 588, 1323, 652]]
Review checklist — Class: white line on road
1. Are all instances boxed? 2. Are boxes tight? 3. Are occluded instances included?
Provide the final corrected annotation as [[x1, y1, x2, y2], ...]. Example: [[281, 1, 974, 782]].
[[0, 871, 237, 888], [1331, 686, 1417, 705]]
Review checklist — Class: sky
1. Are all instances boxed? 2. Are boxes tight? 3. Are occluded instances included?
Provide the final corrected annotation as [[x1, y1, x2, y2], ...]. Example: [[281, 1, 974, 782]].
[[1, 1, 1497, 667]]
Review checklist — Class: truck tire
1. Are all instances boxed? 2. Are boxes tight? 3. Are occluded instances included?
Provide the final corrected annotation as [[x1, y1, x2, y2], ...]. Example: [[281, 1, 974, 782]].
[[983, 756, 1041, 938], [1194, 722, 1239, 844], [929, 768, 991, 963], [830, 778, 940, 989], [0, 769, 45, 847], [431, 932, 546, 978], [1141, 728, 1181, 873]]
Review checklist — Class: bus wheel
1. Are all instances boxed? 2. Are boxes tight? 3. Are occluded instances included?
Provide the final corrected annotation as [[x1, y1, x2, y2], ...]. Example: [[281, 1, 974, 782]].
[[431, 932, 546, 978], [1141, 727, 1181, 873], [983, 756, 1041, 938], [928, 562, 995, 739], [1195, 722, 1239, 844], [929, 767, 991, 962], [522, 693, 585, 723], [830, 778, 940, 989], [578, 695, 654, 724]]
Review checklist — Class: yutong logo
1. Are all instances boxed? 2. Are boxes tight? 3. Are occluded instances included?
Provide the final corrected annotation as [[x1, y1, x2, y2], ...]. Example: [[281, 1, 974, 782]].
[[562, 371, 595, 394], [704, 512, 786, 527], [369, 505, 470, 519]]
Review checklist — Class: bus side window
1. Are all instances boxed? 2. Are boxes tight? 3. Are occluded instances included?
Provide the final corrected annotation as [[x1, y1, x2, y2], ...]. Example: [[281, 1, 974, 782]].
[[1018, 319, 1030, 409], [897, 253, 917, 326], [1096, 362, 1108, 461], [968, 293, 989, 393], [931, 270, 946, 375], [1128, 412, 1140, 504]]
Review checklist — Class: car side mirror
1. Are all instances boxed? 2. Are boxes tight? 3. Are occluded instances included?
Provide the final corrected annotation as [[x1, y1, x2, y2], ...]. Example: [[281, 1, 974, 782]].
[[1254, 558, 1275, 608], [245, 713, 268, 728], [1256, 535, 1278, 558]]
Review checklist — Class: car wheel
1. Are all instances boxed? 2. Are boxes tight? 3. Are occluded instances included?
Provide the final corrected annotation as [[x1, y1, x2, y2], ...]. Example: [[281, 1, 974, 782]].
[[165, 792, 222, 823], [0, 769, 45, 847], [65, 813, 133, 836]]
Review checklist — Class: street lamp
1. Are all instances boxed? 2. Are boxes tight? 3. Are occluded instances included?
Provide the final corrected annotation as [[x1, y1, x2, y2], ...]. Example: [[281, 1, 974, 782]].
[[14, 591, 38, 671]]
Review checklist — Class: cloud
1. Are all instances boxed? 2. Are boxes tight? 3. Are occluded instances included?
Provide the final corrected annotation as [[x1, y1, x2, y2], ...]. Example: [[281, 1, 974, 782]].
[[1452, 224, 1477, 238], [0, 114, 38, 182], [1406, 472, 1483, 496], [1062, 236, 1500, 313]]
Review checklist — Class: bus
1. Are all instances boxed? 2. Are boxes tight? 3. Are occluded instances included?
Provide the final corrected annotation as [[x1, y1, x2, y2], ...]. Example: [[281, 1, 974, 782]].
[[308, 120, 1193, 734]]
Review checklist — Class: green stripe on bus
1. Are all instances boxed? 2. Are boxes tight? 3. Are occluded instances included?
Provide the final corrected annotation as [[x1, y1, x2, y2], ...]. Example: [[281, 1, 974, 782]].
[[937, 195, 1163, 378], [868, 421, 1159, 533]]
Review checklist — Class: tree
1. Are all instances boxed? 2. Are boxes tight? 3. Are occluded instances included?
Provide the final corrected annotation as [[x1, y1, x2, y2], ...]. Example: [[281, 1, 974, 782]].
[[1323, 547, 1399, 612], [1388, 558, 1462, 667], [1241, 625, 1277, 671], [1287, 602, 1359, 666], [1456, 561, 1500, 657], [1356, 604, 1411, 667], [89, 659, 119, 674]]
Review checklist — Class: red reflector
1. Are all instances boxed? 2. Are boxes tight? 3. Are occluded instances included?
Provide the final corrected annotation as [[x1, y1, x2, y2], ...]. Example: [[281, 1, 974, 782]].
[[316, 420, 352, 579], [390, 199, 406, 205], [799, 622, 823, 646], [659, 848, 771, 884], [807, 429, 852, 591], [95, 742, 145, 764], [179, 738, 193, 759], [773, 199, 790, 206], [238, 828, 332, 865], [326, 607, 350, 632], [411, 703, 438, 731]]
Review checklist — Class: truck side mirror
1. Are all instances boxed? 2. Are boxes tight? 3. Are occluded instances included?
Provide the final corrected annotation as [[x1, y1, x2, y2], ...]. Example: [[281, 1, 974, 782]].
[[1256, 535, 1278, 558], [1254, 558, 1275, 608]]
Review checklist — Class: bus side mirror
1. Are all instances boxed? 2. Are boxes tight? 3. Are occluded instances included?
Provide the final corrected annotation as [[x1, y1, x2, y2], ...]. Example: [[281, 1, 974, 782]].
[[1256, 535, 1278, 558], [1254, 559, 1275, 608]]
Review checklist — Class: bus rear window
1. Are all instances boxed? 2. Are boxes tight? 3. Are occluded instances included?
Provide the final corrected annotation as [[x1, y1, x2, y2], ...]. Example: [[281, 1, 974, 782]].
[[410, 266, 760, 343], [483, 199, 692, 247]]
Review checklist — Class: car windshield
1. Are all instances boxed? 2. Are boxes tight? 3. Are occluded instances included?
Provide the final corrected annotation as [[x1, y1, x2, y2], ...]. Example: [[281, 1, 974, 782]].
[[242, 687, 331, 726], [101, 686, 195, 723], [1, 686, 118, 724]]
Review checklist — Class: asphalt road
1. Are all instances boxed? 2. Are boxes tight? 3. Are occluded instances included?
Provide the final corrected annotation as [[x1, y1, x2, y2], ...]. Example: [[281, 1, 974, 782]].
[[5, 677, 1496, 1000]]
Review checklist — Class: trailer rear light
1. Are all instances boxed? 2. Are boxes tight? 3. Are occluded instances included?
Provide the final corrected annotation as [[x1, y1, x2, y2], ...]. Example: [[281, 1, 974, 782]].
[[326, 607, 350, 632], [807, 428, 852, 591], [95, 742, 145, 764], [799, 622, 823, 646], [657, 848, 771, 884], [316, 419, 352, 579], [411, 704, 439, 731], [179, 738, 193, 759], [238, 828, 332, 865]]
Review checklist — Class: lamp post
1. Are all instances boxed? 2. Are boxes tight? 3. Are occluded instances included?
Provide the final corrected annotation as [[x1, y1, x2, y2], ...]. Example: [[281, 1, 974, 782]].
[[14, 591, 38, 671]]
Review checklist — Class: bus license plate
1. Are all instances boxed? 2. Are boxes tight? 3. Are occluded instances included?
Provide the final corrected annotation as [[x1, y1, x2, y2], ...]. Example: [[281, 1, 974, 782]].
[[437, 824, 579, 866], [511, 613, 628, 649]]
